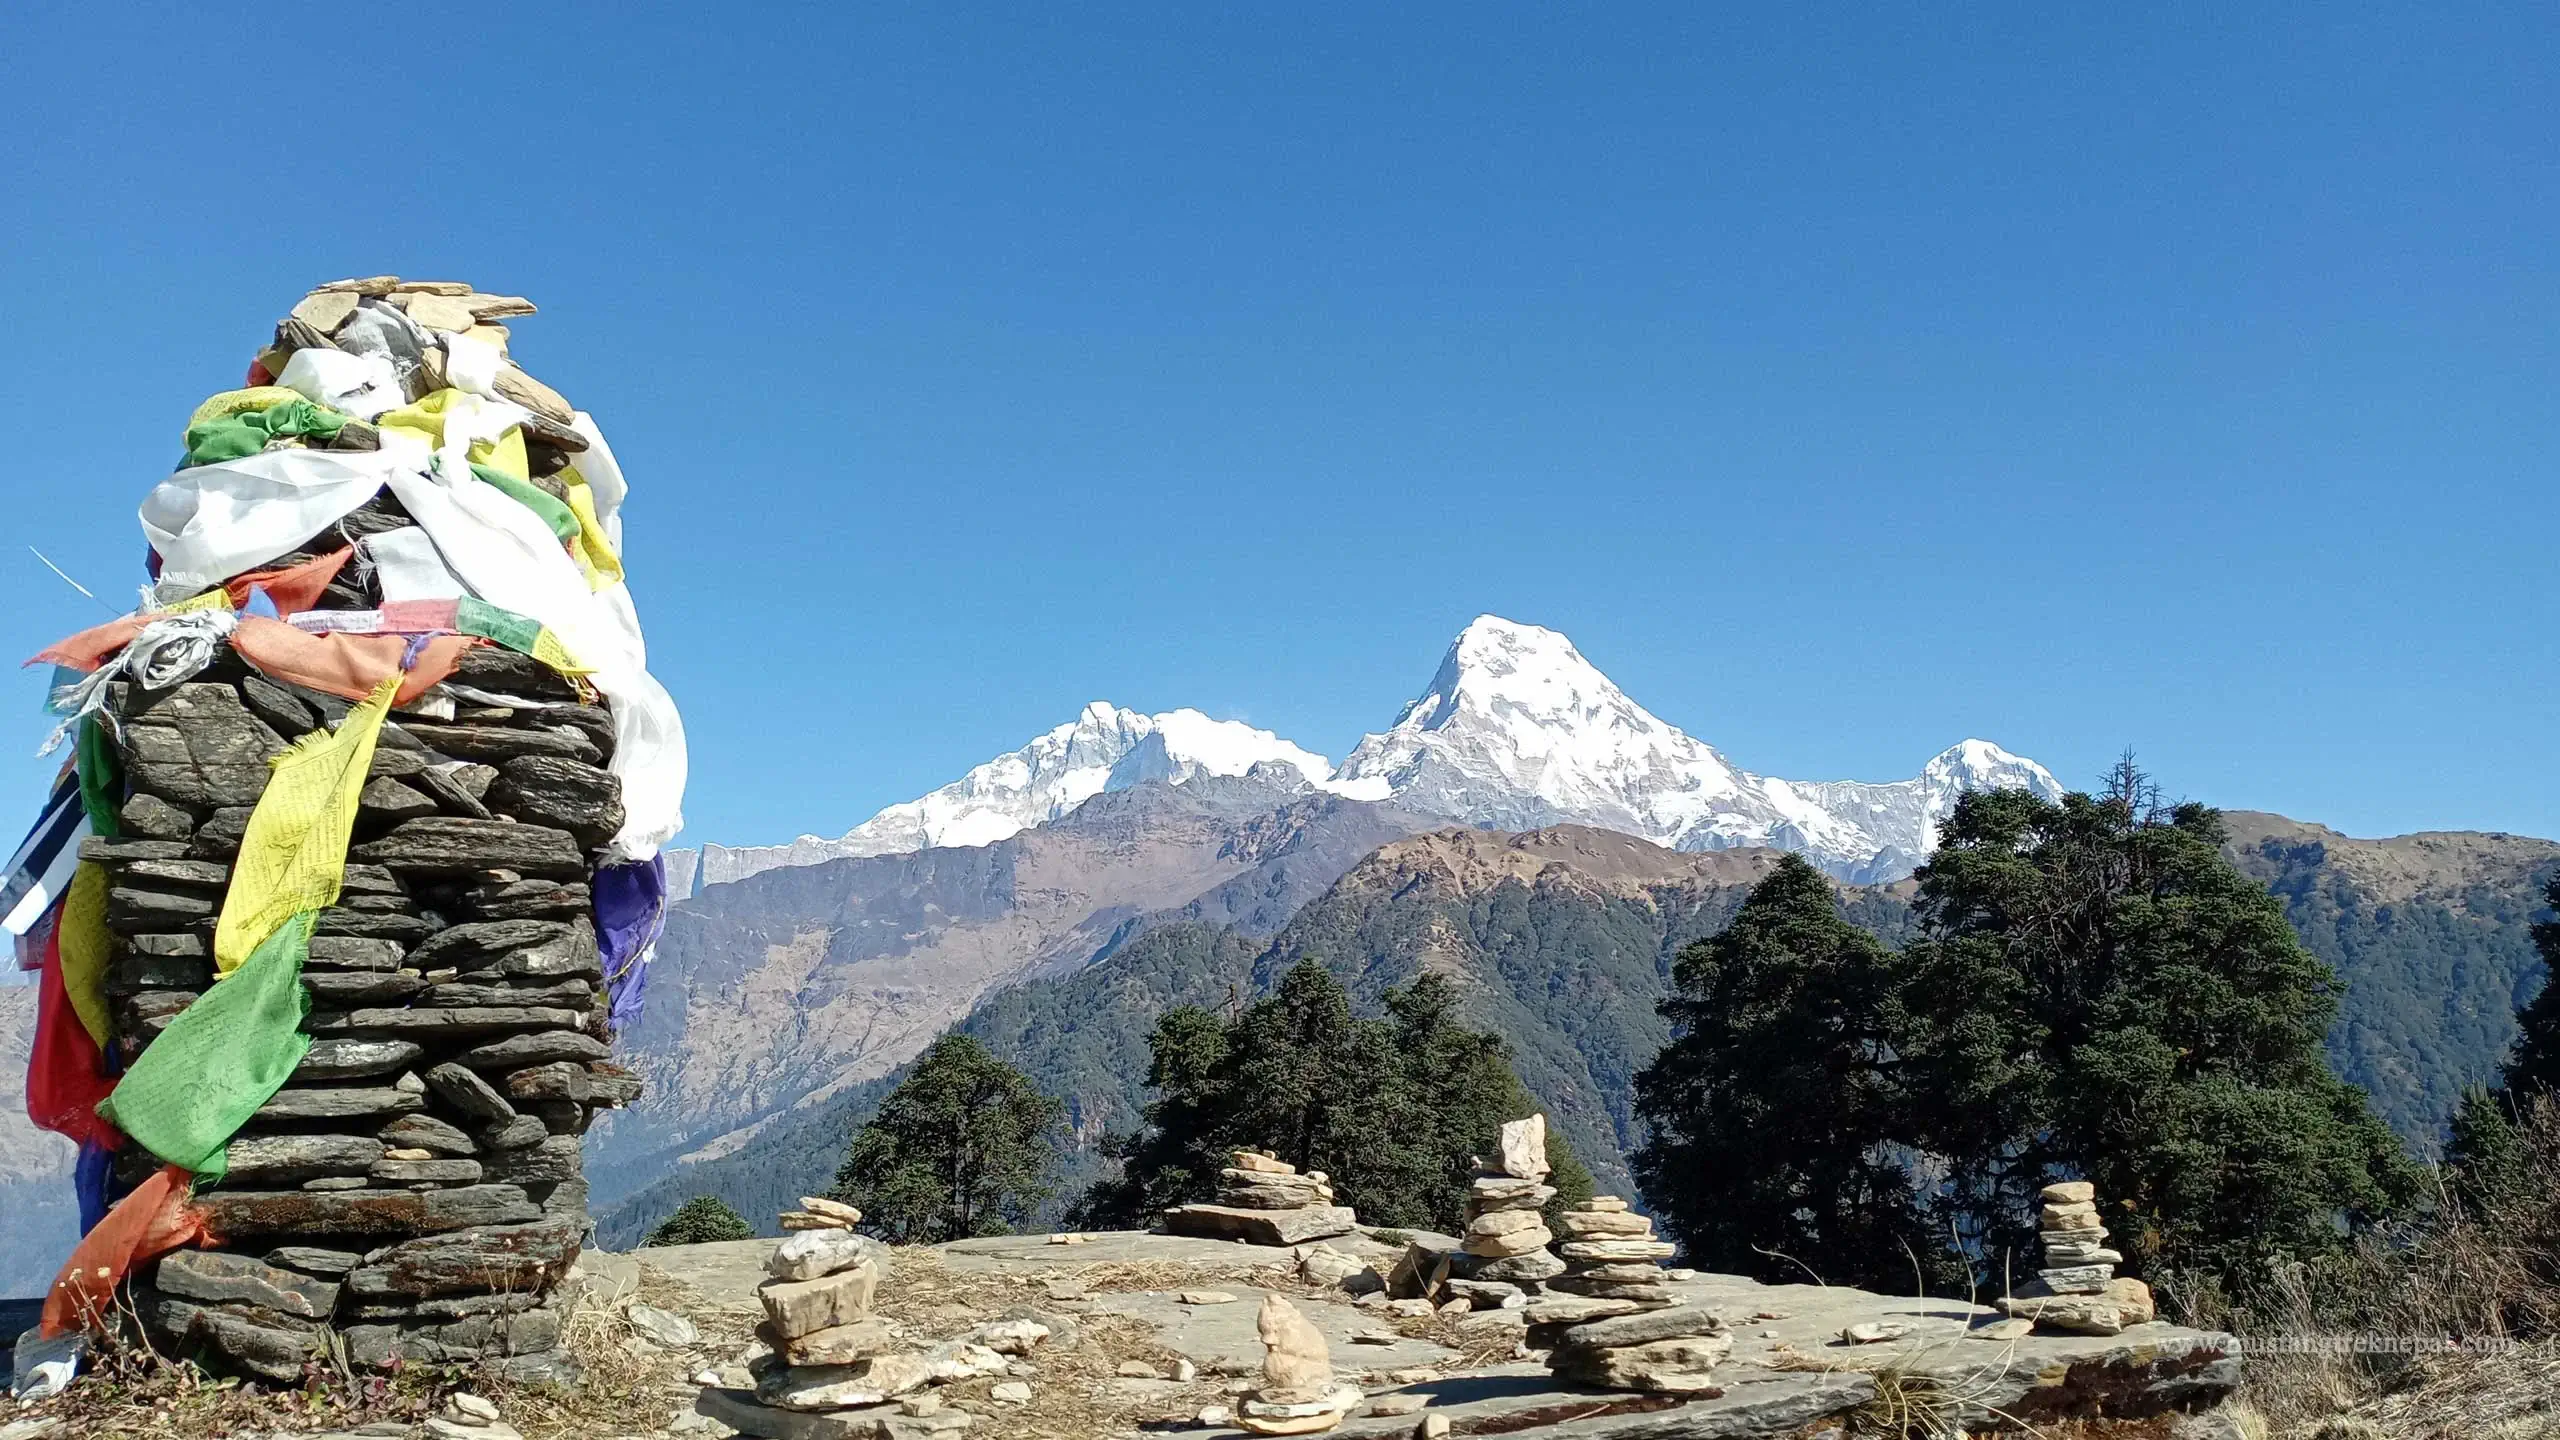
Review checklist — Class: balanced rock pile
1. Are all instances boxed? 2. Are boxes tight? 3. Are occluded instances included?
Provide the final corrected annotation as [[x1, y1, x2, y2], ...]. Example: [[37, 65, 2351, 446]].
[[8, 276, 683, 1383], [1526, 1188, 1730, 1393], [1527, 1294, 1732, 1395], [1995, 1181, 2156, 1337], [1235, 1293, 1362, 1436], [1547, 1194, 1677, 1305], [697, 1203, 1046, 1439], [1452, 1115, 1564, 1291], [1163, 1149, 1356, 1246]]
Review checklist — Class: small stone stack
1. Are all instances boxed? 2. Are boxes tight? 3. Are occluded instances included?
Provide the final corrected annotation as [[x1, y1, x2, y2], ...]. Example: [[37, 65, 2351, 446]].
[[1526, 1296, 1732, 1395], [2028, 1181, 2119, 1294], [1451, 1115, 1563, 1294], [1546, 1195, 1677, 1305], [1163, 1149, 1356, 1246], [697, 1209, 1019, 1439], [1235, 1293, 1361, 1436], [1997, 1180, 2156, 1337]]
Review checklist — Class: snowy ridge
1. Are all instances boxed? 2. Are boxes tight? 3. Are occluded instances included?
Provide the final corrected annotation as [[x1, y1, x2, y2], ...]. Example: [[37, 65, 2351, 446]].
[[685, 704, 1333, 891], [1334, 617, 2061, 881], [675, 615, 2062, 894]]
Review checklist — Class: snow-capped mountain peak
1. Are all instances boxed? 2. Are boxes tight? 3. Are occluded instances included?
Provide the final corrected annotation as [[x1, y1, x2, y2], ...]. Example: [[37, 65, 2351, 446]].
[[672, 614, 2063, 896], [1332, 616, 2061, 880], [685, 704, 1331, 890]]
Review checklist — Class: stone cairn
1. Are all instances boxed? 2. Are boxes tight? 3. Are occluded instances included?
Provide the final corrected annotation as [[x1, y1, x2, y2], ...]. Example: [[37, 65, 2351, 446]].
[[1235, 1293, 1361, 1436], [1448, 1115, 1564, 1300], [1526, 1193, 1730, 1393], [63, 278, 660, 1382], [694, 1200, 1048, 1439], [1546, 1194, 1677, 1305], [1996, 1180, 2156, 1336], [1163, 1149, 1357, 1247]]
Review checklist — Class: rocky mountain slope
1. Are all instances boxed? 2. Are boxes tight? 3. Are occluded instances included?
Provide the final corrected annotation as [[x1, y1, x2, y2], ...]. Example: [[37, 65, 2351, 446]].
[[586, 771, 1435, 1209], [667, 616, 2063, 895], [599, 810, 2555, 1245]]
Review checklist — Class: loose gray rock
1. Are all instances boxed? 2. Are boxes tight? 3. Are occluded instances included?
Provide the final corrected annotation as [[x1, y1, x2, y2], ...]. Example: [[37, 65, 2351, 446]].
[[359, 777, 442, 823], [346, 1216, 583, 1298], [454, 1029, 610, 1070], [303, 936, 409, 971], [626, 1303, 700, 1348], [397, 722, 599, 765], [381, 1113, 479, 1156], [193, 1184, 541, 1238], [409, 919, 573, 970], [120, 683, 287, 809], [264, 1247, 363, 1277], [352, 818, 586, 878], [487, 755, 624, 849], [253, 1086, 425, 1123], [225, 1134, 386, 1184], [118, 792, 198, 840], [426, 1061, 519, 1122], [155, 1250, 341, 1319]]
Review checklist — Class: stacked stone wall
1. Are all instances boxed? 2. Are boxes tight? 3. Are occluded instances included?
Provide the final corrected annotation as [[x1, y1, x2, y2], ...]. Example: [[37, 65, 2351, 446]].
[[92, 495, 639, 1381]]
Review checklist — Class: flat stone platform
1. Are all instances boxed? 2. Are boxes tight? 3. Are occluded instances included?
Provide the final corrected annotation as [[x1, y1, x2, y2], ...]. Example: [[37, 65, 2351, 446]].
[[632, 1230, 2237, 1437]]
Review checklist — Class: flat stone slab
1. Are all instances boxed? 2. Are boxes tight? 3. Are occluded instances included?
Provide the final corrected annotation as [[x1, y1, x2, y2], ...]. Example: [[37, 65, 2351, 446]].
[[1163, 1203, 1358, 1246], [1086, 1282, 1458, 1375]]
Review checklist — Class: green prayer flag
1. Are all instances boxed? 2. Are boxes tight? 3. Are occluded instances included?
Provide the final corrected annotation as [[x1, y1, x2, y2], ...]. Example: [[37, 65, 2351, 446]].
[[75, 717, 121, 839], [456, 596, 546, 655], [468, 462, 581, 543], [99, 911, 317, 1180], [182, 400, 348, 468]]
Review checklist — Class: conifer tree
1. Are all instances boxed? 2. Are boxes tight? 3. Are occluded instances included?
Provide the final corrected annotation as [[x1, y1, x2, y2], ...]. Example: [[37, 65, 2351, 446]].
[[1897, 762, 2417, 1281], [645, 1195, 754, 1247], [831, 1034, 1063, 1244], [1076, 960, 1583, 1232], [2445, 876, 2560, 1200], [2499, 876, 2560, 1098], [1632, 854, 1952, 1292]]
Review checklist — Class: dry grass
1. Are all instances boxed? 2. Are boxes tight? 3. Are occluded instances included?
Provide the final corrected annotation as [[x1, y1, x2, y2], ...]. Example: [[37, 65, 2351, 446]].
[[2169, 1097, 2560, 1440]]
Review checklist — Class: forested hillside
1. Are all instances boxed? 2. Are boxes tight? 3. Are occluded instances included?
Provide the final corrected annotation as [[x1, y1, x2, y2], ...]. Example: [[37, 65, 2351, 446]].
[[2225, 812, 2560, 1145], [599, 814, 2557, 1245]]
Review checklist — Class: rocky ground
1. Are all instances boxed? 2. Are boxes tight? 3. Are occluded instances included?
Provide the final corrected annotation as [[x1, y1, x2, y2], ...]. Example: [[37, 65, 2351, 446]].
[[3, 1229, 2244, 1439]]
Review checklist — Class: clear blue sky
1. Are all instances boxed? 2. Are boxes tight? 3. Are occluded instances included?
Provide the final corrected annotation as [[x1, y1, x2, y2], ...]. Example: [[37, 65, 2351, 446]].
[[2, 3, 2552, 853]]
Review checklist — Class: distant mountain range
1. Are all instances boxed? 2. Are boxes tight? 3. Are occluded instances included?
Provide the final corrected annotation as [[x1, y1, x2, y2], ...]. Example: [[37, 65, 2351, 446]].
[[7, 615, 2551, 1293], [671, 616, 2064, 895], [597, 809, 2557, 1247]]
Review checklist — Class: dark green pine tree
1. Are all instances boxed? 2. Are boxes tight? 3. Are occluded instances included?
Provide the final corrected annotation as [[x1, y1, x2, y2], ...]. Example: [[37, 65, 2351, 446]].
[[830, 1034, 1064, 1244], [1632, 854, 1952, 1293], [1075, 960, 1586, 1233], [2500, 876, 2560, 1098], [2445, 876, 2560, 1205], [1072, 1006, 1244, 1227], [645, 1195, 754, 1247], [1897, 761, 2418, 1283]]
